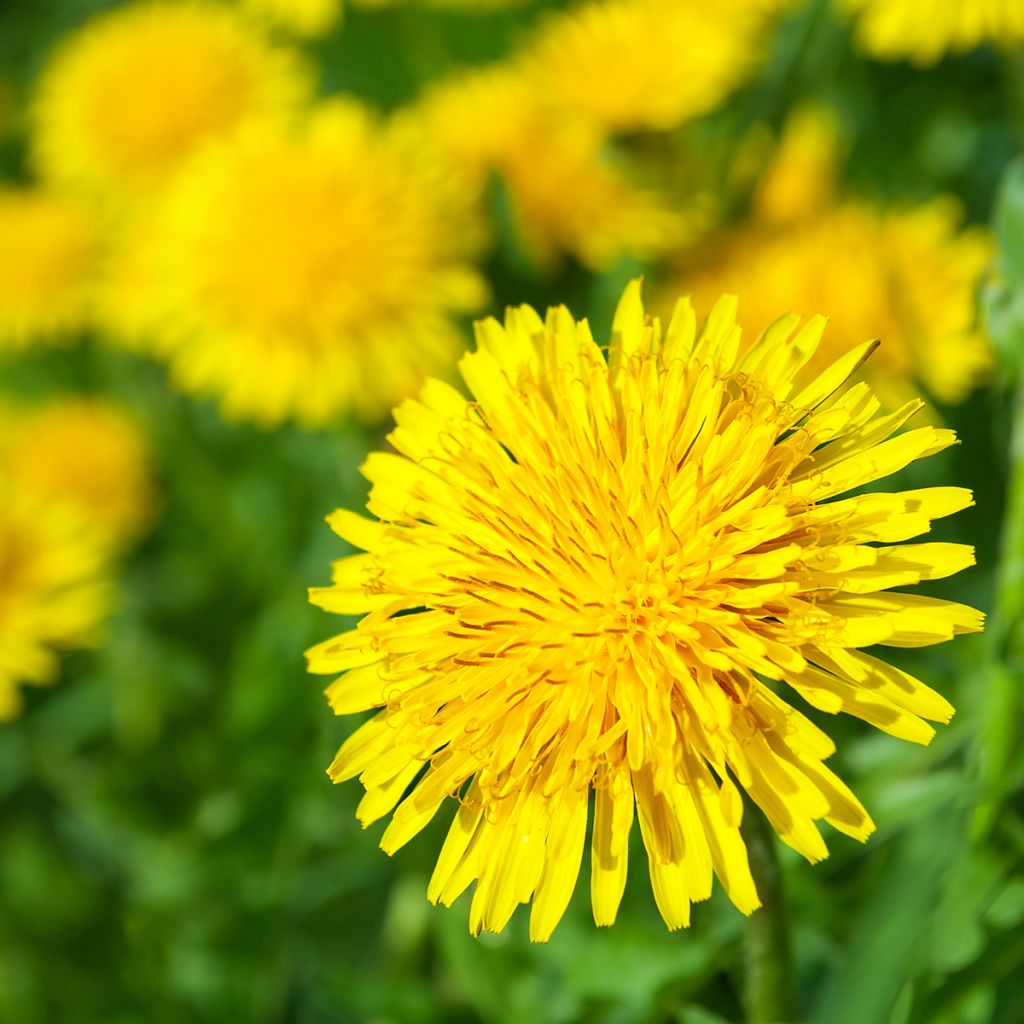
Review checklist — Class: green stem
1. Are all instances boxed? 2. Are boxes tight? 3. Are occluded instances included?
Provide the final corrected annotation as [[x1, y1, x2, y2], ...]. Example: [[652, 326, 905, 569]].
[[972, 371, 1024, 839], [990, 374, 1024, 659], [742, 808, 796, 1024], [1000, 51, 1024, 148]]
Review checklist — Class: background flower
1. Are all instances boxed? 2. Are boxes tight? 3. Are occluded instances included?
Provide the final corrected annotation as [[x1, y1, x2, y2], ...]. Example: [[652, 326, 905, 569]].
[[120, 101, 487, 426], [0, 491, 110, 720], [29, 1, 308, 200], [0, 187, 98, 350], [1, 398, 156, 551]]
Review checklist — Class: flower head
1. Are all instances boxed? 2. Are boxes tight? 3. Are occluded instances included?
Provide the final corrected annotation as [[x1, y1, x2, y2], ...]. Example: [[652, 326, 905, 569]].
[[404, 67, 685, 270], [523, 0, 785, 133], [2, 398, 155, 552], [0, 487, 110, 721], [677, 200, 992, 409], [841, 0, 1024, 66], [30, 1, 308, 199], [0, 187, 98, 351], [124, 100, 487, 426], [308, 281, 981, 941]]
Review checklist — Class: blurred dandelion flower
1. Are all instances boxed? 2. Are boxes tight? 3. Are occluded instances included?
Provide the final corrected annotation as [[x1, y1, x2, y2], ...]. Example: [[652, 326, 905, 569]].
[[0, 187, 98, 351], [241, 0, 341, 37], [308, 281, 981, 941], [841, 0, 1024, 66], [523, 0, 785, 133], [679, 200, 993, 410], [2, 399, 156, 552], [30, 1, 308, 199], [0, 489, 110, 721], [405, 67, 685, 270], [131, 100, 486, 426]]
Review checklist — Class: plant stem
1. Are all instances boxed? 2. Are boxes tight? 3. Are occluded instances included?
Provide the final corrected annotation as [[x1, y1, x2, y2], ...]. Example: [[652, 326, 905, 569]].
[[990, 374, 1024, 659], [742, 808, 796, 1024]]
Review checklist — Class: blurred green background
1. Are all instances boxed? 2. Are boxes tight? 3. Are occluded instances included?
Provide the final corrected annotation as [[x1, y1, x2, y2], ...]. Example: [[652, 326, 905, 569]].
[[2, 1, 1024, 1022]]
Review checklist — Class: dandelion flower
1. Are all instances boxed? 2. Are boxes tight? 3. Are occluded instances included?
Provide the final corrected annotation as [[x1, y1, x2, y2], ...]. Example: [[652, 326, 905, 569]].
[[0, 187, 98, 351], [0, 489, 110, 720], [677, 200, 992, 409], [30, 1, 308, 199], [523, 0, 784, 133], [2, 399, 155, 551], [841, 0, 1024, 66], [130, 100, 485, 426], [404, 68, 685, 270], [308, 280, 981, 941], [240, 0, 341, 37]]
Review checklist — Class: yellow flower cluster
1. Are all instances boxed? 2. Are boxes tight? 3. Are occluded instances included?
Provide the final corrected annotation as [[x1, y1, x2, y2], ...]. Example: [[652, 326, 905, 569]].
[[309, 282, 981, 940], [10, 0, 491, 427], [2, 0, 794, 426], [401, 0, 787, 272], [0, 397, 155, 719], [667, 106, 993, 411], [403, 68, 688, 272]]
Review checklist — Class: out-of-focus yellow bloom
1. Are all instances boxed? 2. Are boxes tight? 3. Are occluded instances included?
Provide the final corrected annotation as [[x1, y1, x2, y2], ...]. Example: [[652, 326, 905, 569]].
[[405, 67, 685, 270], [124, 100, 486, 426], [0, 499, 110, 721], [0, 484, 109, 720], [524, 0, 784, 133], [679, 200, 992, 409], [841, 0, 1024, 66], [752, 105, 843, 226], [0, 396, 155, 718], [241, 0, 341, 36], [30, 1, 308, 200], [2, 399, 155, 552], [0, 187, 98, 351], [309, 281, 980, 941], [671, 104, 991, 409]]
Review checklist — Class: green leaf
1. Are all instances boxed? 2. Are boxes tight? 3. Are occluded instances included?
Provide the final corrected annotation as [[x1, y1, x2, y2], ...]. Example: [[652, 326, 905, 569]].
[[995, 158, 1024, 287]]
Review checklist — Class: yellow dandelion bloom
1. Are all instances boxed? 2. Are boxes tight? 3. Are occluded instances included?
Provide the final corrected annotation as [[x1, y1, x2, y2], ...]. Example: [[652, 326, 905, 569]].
[[0, 187, 98, 351], [523, 0, 784, 133], [240, 0, 341, 37], [404, 68, 684, 270], [308, 281, 981, 941], [0, 490, 110, 721], [841, 0, 1024, 66], [30, 1, 308, 199], [678, 200, 992, 409], [2, 399, 155, 552], [132, 100, 486, 426]]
